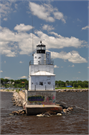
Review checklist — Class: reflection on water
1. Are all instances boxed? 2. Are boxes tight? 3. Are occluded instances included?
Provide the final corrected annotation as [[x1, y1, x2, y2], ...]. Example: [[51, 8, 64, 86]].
[[1, 91, 88, 134]]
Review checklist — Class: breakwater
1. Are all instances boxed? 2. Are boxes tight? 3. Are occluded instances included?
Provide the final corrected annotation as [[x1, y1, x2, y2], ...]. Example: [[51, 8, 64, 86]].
[[11, 91, 73, 116], [12, 91, 26, 109], [55, 89, 88, 92]]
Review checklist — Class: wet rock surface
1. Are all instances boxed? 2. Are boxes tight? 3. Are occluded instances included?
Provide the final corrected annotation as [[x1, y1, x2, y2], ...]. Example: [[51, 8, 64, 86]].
[[10, 109, 26, 115], [12, 91, 26, 107], [36, 105, 73, 117], [12, 92, 22, 107]]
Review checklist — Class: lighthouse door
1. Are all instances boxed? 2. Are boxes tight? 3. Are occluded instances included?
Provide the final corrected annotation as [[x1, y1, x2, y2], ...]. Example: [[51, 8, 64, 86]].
[[38, 76, 45, 90]]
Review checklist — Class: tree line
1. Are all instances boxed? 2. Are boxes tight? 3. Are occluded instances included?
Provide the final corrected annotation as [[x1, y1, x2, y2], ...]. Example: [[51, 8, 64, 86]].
[[0, 78, 28, 88], [55, 80, 88, 88], [0, 78, 88, 88]]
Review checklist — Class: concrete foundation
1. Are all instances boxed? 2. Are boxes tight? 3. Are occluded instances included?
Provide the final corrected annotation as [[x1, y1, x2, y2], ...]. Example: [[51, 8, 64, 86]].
[[26, 90, 56, 105], [25, 105, 62, 115], [13, 90, 63, 115]]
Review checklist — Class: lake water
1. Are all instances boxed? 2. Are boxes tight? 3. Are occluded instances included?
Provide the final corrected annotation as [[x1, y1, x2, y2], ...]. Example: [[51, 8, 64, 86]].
[[0, 91, 88, 134]]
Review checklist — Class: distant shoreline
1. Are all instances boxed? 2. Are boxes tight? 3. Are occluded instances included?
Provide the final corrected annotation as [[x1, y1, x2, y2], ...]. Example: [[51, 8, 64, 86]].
[[0, 89, 15, 92], [0, 89, 88, 92]]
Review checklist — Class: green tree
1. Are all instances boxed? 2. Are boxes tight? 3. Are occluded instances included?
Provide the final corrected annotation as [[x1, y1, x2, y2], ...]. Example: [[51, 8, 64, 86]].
[[66, 80, 69, 86], [73, 83, 78, 88]]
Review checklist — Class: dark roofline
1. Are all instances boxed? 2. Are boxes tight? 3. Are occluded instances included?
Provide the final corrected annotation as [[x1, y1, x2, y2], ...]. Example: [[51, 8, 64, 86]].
[[37, 44, 45, 47]]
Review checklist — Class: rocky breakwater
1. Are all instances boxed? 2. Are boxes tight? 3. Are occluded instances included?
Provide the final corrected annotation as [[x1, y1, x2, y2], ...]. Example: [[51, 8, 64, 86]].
[[11, 91, 26, 115], [12, 91, 27, 108], [56, 89, 88, 92], [36, 105, 73, 117], [11, 91, 73, 116]]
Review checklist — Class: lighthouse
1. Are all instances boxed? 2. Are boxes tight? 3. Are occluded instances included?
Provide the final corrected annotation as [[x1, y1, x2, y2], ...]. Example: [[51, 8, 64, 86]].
[[27, 41, 56, 106], [29, 41, 55, 91]]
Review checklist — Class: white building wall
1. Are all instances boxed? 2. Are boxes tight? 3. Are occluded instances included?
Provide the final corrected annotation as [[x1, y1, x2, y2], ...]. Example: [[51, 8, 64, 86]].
[[29, 66, 31, 75], [29, 77, 31, 90], [29, 76, 55, 91], [34, 54, 46, 65], [46, 52, 51, 64], [30, 65, 34, 75], [31, 76, 36, 90]]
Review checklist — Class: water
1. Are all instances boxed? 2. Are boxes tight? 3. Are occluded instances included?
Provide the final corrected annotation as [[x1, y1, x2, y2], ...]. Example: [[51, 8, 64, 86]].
[[1, 91, 88, 134]]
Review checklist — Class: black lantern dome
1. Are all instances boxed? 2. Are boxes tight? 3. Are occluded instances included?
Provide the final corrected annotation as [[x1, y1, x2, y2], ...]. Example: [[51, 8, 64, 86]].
[[36, 41, 46, 54]]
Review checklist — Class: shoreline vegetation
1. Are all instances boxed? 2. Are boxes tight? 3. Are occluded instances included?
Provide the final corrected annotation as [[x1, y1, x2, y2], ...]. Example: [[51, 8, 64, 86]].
[[1, 78, 88, 89]]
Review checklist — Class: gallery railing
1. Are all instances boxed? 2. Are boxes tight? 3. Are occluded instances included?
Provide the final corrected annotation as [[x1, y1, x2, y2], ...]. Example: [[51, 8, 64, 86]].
[[29, 60, 54, 65]]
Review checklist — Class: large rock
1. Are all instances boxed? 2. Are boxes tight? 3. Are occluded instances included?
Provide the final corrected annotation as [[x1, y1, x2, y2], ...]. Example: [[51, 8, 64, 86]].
[[67, 107, 73, 111], [36, 114, 44, 117], [57, 113, 62, 116], [11, 109, 26, 115], [63, 109, 68, 113], [59, 104, 68, 109]]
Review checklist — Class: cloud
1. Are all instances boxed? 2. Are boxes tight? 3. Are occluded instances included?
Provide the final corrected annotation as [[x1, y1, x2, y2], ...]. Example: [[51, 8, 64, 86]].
[[20, 76, 27, 79], [0, 25, 87, 58], [3, 18, 8, 21], [35, 31, 87, 49], [0, 1, 17, 21], [42, 24, 54, 31], [0, 70, 3, 72], [4, 61, 6, 63], [29, 2, 66, 23], [4, 77, 11, 79], [53, 11, 66, 23], [0, 26, 33, 56], [14, 24, 34, 32], [87, 67, 89, 68], [54, 65, 59, 68], [51, 51, 87, 63], [19, 61, 23, 63], [0, 2, 12, 20], [29, 2, 54, 22], [82, 26, 89, 30]]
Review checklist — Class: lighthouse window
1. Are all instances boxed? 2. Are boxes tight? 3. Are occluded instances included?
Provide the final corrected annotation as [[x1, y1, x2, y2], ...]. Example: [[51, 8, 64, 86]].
[[39, 82, 43, 85], [35, 56, 37, 58], [42, 47, 45, 50], [38, 57, 41, 59], [48, 82, 51, 85]]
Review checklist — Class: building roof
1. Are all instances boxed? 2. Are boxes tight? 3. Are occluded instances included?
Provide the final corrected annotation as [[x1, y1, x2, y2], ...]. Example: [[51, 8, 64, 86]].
[[31, 71, 55, 76], [36, 41, 45, 47], [37, 44, 45, 47]]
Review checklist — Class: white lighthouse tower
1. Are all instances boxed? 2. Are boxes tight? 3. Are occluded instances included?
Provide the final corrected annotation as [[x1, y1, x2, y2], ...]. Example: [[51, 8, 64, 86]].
[[29, 41, 55, 91], [27, 41, 56, 106]]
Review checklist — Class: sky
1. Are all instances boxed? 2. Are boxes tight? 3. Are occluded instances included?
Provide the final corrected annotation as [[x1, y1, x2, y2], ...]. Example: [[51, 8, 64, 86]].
[[0, 0, 88, 81]]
